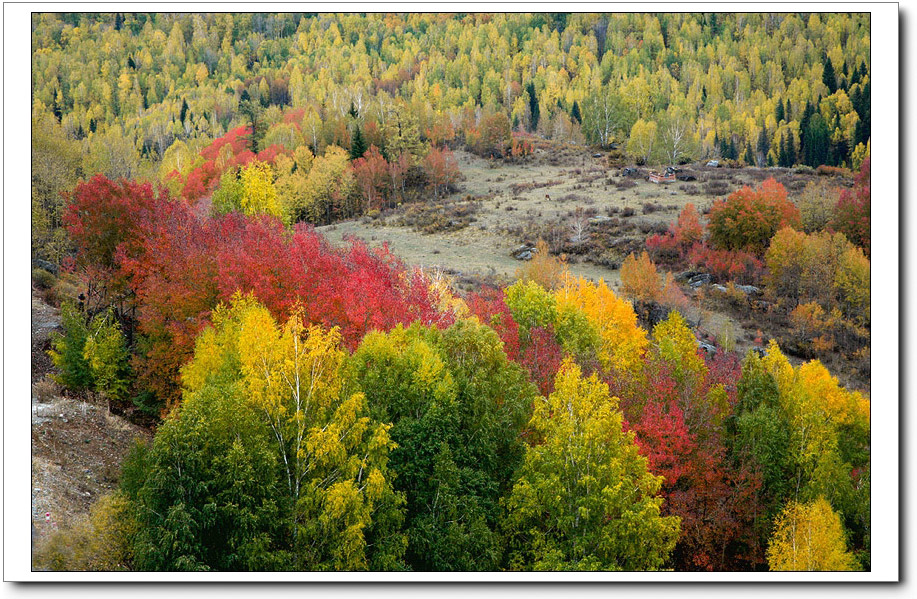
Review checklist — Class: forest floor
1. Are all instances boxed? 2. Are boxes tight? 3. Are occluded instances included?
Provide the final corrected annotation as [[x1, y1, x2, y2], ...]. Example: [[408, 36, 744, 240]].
[[30, 287, 151, 553]]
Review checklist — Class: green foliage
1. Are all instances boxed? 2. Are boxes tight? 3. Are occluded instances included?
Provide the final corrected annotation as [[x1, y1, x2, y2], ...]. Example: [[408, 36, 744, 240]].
[[48, 301, 93, 391], [504, 279, 557, 338], [32, 268, 57, 290], [123, 295, 406, 571], [83, 309, 131, 400], [349, 319, 536, 571], [503, 360, 680, 571], [211, 169, 244, 216]]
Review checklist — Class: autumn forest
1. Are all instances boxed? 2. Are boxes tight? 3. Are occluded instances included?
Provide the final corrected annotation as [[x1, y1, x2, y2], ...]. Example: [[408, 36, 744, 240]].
[[30, 12, 870, 573]]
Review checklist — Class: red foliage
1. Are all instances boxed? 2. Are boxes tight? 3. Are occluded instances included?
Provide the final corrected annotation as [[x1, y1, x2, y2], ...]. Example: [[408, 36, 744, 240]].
[[832, 157, 870, 256], [647, 203, 705, 264], [63, 175, 167, 302], [465, 286, 522, 362], [117, 208, 449, 407], [199, 126, 252, 162], [707, 178, 800, 254], [255, 143, 289, 164], [423, 146, 460, 198], [352, 145, 390, 212], [181, 160, 219, 202], [687, 243, 764, 284], [614, 353, 763, 570], [520, 325, 564, 396]]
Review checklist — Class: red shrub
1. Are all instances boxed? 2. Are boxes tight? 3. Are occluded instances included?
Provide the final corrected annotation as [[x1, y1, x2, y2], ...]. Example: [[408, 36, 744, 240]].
[[707, 179, 800, 254], [687, 243, 764, 284]]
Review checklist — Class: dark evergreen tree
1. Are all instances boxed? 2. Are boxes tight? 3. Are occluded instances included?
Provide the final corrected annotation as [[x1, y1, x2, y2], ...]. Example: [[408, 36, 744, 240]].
[[571, 100, 582, 124], [728, 137, 739, 161], [822, 57, 837, 94], [349, 101, 358, 119], [127, 55, 136, 70], [775, 100, 785, 123], [744, 144, 755, 166], [756, 128, 769, 166], [786, 132, 796, 167], [350, 123, 367, 160], [114, 12, 123, 31], [804, 113, 830, 167], [238, 89, 261, 152], [799, 101, 815, 154], [785, 99, 792, 122], [180, 98, 189, 125], [832, 134, 849, 167], [526, 81, 539, 132]]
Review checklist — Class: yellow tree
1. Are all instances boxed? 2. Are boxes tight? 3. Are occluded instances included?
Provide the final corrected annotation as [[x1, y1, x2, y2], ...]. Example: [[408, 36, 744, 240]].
[[181, 294, 406, 570], [627, 119, 657, 165], [239, 160, 283, 220], [766, 497, 860, 571], [503, 360, 680, 571], [620, 251, 662, 303], [554, 276, 648, 374]]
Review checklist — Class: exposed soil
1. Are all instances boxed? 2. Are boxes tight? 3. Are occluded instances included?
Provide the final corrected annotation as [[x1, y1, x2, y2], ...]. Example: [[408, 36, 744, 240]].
[[30, 287, 151, 549]]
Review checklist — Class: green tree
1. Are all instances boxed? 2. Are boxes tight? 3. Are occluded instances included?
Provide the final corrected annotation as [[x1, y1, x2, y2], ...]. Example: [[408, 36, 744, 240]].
[[350, 123, 368, 160], [123, 295, 406, 571], [503, 360, 680, 571], [49, 301, 93, 392], [349, 319, 535, 571]]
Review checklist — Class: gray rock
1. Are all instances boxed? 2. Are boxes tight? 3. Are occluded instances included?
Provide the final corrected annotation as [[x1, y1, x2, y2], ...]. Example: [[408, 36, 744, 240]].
[[512, 245, 537, 261], [706, 160, 720, 167], [675, 270, 704, 283], [687, 273, 712, 288], [734, 284, 761, 295], [588, 215, 614, 224], [32, 259, 59, 275], [712, 284, 728, 293], [698, 341, 717, 355]]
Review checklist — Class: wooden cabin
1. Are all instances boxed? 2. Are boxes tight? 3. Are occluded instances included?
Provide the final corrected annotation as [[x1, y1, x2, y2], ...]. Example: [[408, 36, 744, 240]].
[[648, 171, 676, 183]]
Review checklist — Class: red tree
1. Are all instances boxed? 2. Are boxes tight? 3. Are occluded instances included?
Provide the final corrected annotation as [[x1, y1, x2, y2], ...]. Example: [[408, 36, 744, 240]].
[[423, 146, 460, 198], [352, 145, 390, 212], [832, 157, 870, 256], [707, 179, 800, 254]]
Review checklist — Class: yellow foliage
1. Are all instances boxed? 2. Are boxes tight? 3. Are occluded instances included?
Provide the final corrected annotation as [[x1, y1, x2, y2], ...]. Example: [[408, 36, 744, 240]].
[[32, 492, 136, 571], [620, 251, 662, 303], [239, 160, 283, 220], [653, 311, 705, 383], [554, 276, 648, 374], [516, 239, 569, 290], [767, 497, 860, 571]]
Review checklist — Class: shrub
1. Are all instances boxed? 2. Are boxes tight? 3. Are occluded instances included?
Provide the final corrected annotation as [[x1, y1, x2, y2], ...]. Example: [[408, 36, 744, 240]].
[[765, 227, 869, 325], [687, 244, 764, 284], [33, 492, 136, 571], [48, 300, 93, 392], [621, 251, 662, 303], [516, 239, 569, 290], [707, 179, 800, 253], [83, 309, 131, 401], [32, 268, 56, 290], [796, 181, 839, 233]]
